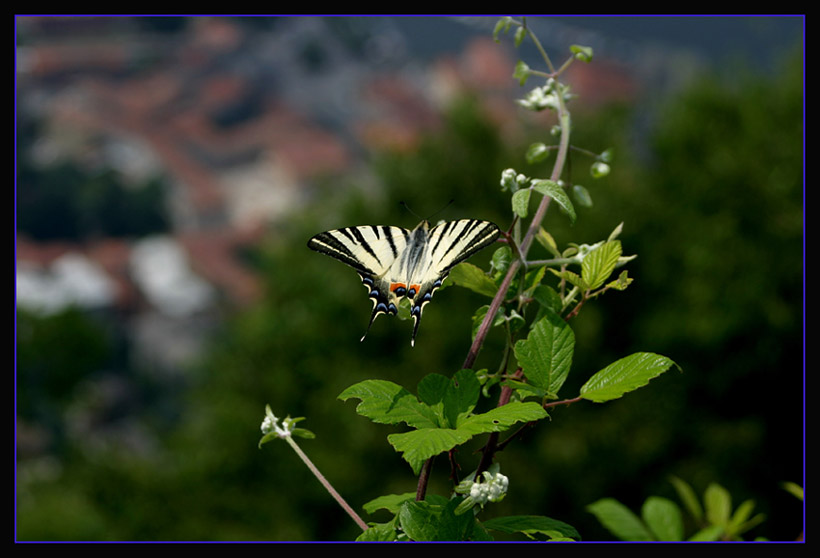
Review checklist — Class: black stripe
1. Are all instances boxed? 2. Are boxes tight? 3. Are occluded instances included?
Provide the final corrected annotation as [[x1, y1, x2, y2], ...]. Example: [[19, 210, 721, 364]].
[[349, 227, 381, 266], [382, 226, 399, 258], [308, 232, 371, 275]]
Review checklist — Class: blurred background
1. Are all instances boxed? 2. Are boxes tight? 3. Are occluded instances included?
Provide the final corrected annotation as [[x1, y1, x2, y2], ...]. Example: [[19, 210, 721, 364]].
[[15, 15, 803, 541]]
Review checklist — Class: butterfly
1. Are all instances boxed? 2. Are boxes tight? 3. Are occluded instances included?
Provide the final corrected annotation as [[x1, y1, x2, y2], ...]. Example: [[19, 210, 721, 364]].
[[308, 219, 500, 346]]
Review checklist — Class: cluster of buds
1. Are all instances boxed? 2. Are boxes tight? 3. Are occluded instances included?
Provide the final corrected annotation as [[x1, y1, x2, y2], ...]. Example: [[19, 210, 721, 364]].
[[454, 464, 510, 515]]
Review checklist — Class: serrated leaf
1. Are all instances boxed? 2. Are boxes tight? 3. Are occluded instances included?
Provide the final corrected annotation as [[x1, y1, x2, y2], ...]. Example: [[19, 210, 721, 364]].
[[363, 493, 416, 515], [399, 499, 475, 541], [483, 515, 581, 541], [642, 496, 684, 541], [514, 313, 575, 397], [512, 188, 531, 218], [444, 369, 481, 428], [356, 522, 400, 541], [416, 373, 449, 424], [446, 262, 498, 298], [339, 380, 439, 429], [389, 429, 474, 474], [580, 352, 676, 403], [457, 401, 547, 434], [582, 240, 621, 290], [531, 179, 576, 224], [503, 379, 549, 401], [549, 268, 588, 290], [532, 285, 562, 315], [388, 401, 547, 473]]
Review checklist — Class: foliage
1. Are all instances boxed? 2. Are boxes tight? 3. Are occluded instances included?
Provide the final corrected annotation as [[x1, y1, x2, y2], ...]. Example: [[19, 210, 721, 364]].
[[17, 19, 803, 542], [261, 17, 679, 541], [587, 476, 784, 541]]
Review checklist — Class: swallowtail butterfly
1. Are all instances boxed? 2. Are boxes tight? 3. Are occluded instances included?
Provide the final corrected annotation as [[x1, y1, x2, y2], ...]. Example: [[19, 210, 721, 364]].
[[308, 219, 500, 346]]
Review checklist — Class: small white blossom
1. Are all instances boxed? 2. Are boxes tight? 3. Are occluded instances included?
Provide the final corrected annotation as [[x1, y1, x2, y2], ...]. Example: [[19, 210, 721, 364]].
[[260, 405, 294, 438], [517, 85, 558, 111]]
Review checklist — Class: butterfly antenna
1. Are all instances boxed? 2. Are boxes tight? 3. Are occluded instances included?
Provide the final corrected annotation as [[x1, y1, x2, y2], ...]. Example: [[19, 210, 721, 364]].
[[398, 201, 422, 220], [430, 199, 455, 220]]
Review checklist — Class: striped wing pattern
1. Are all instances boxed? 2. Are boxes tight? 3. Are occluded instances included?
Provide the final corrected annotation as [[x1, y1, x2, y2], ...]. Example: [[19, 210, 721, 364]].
[[308, 219, 500, 346]]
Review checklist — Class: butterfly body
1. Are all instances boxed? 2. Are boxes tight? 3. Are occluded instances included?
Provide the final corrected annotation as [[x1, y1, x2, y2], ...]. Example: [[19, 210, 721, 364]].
[[308, 219, 499, 346]]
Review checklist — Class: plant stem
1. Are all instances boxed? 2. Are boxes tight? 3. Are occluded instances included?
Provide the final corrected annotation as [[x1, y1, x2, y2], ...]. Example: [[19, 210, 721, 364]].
[[285, 435, 369, 532], [418, 24, 575, 501]]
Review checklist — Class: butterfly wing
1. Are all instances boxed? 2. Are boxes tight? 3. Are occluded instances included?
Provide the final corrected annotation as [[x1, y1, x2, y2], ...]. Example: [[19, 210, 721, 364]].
[[405, 219, 500, 344], [308, 219, 500, 346], [307, 224, 410, 338]]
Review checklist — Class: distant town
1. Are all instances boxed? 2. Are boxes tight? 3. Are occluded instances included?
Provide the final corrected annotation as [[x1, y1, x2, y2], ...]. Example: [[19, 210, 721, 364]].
[[16, 16, 638, 372]]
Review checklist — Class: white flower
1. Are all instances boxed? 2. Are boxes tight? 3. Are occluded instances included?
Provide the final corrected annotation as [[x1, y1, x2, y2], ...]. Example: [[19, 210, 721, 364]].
[[260, 405, 294, 438]]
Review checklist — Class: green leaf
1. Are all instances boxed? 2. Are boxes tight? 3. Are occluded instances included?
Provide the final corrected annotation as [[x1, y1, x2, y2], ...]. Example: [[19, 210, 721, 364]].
[[513, 60, 530, 86], [492, 17, 513, 42], [398, 499, 475, 541], [471, 305, 506, 341], [339, 380, 439, 429], [535, 227, 561, 257], [579, 352, 676, 403], [523, 265, 546, 295], [491, 246, 512, 275], [587, 498, 654, 541], [572, 184, 593, 207], [457, 401, 547, 434], [642, 496, 684, 541], [446, 262, 498, 298], [355, 522, 400, 541], [531, 285, 562, 316], [443, 369, 481, 428], [781, 481, 803, 501], [503, 379, 549, 401], [389, 429, 473, 474], [513, 313, 575, 397], [531, 179, 576, 224], [688, 525, 724, 541], [570, 44, 593, 62], [416, 373, 449, 424], [704, 483, 732, 527], [362, 493, 416, 515], [549, 268, 588, 290], [483, 515, 581, 541], [514, 26, 526, 47], [582, 240, 621, 290], [388, 401, 547, 473], [669, 475, 703, 522], [607, 270, 633, 291], [512, 188, 531, 218], [525, 142, 551, 164], [726, 499, 757, 535]]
